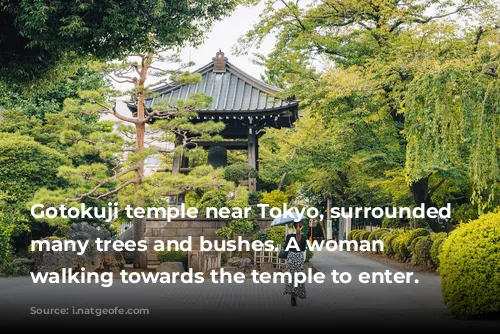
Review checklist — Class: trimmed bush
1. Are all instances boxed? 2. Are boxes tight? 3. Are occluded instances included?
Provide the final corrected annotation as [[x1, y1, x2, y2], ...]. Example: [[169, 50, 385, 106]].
[[382, 232, 400, 257], [406, 228, 430, 249], [223, 162, 257, 184], [353, 230, 365, 243], [413, 236, 433, 265], [430, 232, 447, 267], [409, 235, 424, 254], [382, 230, 402, 256], [156, 250, 188, 269], [393, 233, 411, 260], [368, 229, 389, 253], [347, 229, 362, 241], [367, 228, 389, 243], [359, 230, 371, 241], [439, 212, 500, 318]]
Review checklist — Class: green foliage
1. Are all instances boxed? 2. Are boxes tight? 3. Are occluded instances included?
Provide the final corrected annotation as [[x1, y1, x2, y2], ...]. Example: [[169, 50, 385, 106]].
[[0, 133, 67, 200], [392, 232, 411, 260], [430, 232, 447, 267], [184, 191, 201, 208], [409, 236, 424, 254], [347, 229, 362, 241], [406, 228, 430, 250], [367, 228, 389, 243], [260, 190, 288, 209], [198, 189, 228, 214], [216, 186, 255, 239], [253, 226, 286, 248], [0, 1, 236, 83], [0, 66, 105, 119], [223, 163, 258, 185], [439, 212, 500, 318], [1, 258, 31, 277], [0, 221, 14, 262], [156, 250, 188, 269], [358, 230, 371, 242], [405, 67, 500, 212], [412, 236, 433, 265], [239, 0, 500, 234], [305, 248, 314, 263], [368, 228, 389, 253]]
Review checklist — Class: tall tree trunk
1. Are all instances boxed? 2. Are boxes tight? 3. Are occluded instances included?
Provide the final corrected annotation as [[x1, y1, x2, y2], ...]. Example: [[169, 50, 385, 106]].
[[133, 120, 147, 268], [409, 177, 442, 233], [132, 55, 150, 268]]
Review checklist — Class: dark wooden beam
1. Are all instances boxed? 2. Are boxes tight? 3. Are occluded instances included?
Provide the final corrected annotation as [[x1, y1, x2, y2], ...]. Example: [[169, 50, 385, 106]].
[[248, 125, 258, 192], [188, 141, 248, 150]]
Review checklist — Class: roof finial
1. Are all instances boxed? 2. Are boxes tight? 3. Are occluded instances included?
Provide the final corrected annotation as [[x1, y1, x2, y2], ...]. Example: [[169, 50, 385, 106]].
[[213, 49, 227, 72]]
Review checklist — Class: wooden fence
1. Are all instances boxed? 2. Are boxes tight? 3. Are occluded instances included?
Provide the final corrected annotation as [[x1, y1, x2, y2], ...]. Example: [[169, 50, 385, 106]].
[[253, 250, 286, 270]]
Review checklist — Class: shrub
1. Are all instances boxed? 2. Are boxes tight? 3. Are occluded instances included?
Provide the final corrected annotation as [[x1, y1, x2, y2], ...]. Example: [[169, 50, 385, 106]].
[[354, 230, 365, 243], [347, 229, 364, 242], [347, 229, 358, 241], [256, 226, 286, 248], [406, 228, 430, 249], [368, 229, 389, 253], [413, 236, 433, 265], [367, 228, 389, 243], [439, 212, 500, 318], [1, 258, 31, 277], [409, 235, 424, 254], [184, 190, 201, 208], [430, 232, 447, 267], [359, 230, 371, 241], [393, 233, 411, 260], [260, 190, 288, 209], [382, 232, 400, 257], [156, 250, 188, 269], [198, 189, 227, 213], [223, 163, 257, 184]]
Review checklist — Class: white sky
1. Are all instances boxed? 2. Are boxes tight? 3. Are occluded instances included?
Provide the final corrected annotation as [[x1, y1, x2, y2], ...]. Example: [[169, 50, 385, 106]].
[[111, 3, 273, 117], [112, 3, 273, 93], [180, 3, 273, 77]]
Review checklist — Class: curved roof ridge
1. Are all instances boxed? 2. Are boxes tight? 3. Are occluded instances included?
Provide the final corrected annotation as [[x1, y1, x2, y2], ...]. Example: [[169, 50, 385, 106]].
[[150, 60, 285, 96], [225, 61, 282, 94]]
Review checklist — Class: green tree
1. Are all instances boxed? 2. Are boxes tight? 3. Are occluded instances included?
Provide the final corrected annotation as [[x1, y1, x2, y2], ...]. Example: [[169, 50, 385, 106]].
[[0, 66, 105, 119], [0, 133, 67, 260], [238, 0, 500, 231], [33, 52, 226, 268], [0, 0, 236, 83]]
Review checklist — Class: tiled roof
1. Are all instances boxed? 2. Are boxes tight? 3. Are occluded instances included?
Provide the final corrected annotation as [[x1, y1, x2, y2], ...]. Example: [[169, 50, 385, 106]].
[[145, 59, 298, 112]]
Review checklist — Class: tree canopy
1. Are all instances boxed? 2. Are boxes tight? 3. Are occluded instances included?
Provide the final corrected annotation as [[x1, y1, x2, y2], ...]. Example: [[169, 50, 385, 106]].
[[239, 0, 500, 232], [0, 0, 236, 83]]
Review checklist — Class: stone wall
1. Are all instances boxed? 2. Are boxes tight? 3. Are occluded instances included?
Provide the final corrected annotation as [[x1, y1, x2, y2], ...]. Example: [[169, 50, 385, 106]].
[[145, 217, 273, 268]]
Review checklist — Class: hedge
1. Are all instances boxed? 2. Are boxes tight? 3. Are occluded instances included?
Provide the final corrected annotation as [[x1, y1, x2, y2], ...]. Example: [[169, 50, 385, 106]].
[[406, 228, 430, 249], [347, 229, 364, 241], [358, 230, 371, 241], [439, 212, 500, 318], [412, 236, 433, 265], [367, 228, 389, 243], [382, 232, 400, 257], [409, 235, 425, 254], [430, 232, 447, 267], [367, 229, 389, 253], [393, 232, 411, 260]]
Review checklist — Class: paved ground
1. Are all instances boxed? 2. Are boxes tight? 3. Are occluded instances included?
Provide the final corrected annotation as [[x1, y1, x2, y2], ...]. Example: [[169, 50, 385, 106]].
[[0, 250, 498, 331]]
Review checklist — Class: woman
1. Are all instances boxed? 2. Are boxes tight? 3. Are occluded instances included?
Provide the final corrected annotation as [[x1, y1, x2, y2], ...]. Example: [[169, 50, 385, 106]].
[[283, 221, 307, 306]]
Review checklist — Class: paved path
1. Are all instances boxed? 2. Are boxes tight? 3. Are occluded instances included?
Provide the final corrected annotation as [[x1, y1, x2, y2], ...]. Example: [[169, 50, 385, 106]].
[[0, 250, 498, 331]]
